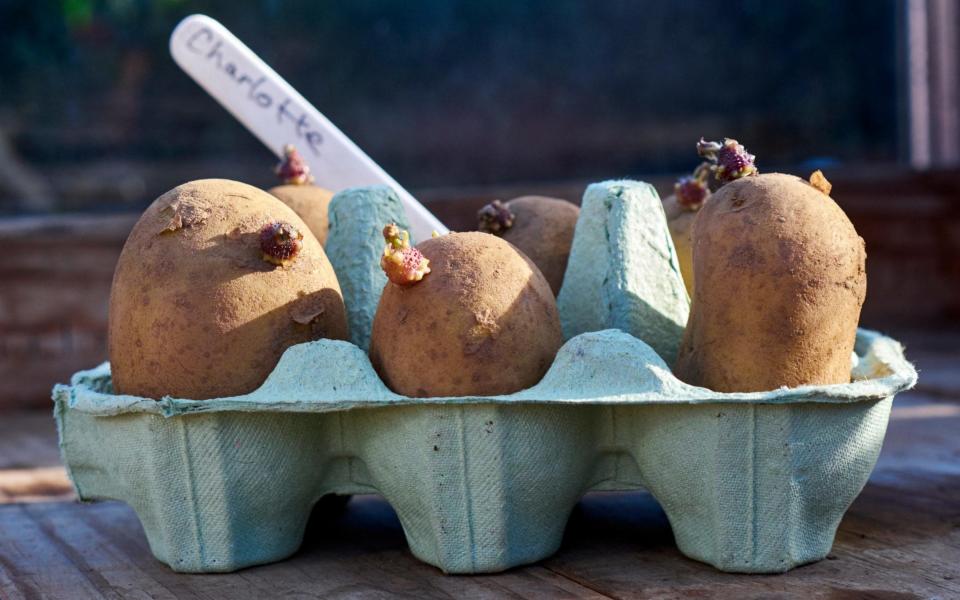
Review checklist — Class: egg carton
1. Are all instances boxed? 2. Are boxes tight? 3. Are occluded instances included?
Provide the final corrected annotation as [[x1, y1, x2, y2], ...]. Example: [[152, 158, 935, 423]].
[[53, 181, 916, 575]]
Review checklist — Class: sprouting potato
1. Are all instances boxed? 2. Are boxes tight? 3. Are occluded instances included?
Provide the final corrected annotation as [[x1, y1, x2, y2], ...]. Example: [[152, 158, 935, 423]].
[[267, 145, 335, 245], [674, 172, 866, 392], [477, 196, 579, 296], [370, 228, 563, 397], [109, 179, 348, 400]]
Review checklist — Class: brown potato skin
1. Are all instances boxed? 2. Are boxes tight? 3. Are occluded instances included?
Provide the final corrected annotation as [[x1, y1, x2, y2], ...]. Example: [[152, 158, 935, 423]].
[[109, 179, 348, 400], [267, 184, 334, 245], [661, 194, 696, 298], [674, 173, 866, 392], [369, 231, 563, 397], [496, 196, 579, 296]]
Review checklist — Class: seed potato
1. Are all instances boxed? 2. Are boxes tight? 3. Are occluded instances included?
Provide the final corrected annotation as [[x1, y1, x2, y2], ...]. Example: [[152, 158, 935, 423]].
[[661, 193, 696, 297], [370, 231, 563, 397], [268, 183, 334, 245], [674, 173, 866, 392], [479, 196, 579, 296], [109, 179, 348, 400]]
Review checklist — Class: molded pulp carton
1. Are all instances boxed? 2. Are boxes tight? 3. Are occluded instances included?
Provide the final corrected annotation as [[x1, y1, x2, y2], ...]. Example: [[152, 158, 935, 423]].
[[53, 181, 917, 574]]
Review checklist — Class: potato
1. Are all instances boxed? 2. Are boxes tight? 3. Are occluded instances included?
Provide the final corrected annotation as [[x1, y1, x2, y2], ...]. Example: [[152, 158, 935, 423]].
[[369, 231, 563, 397], [268, 183, 334, 245], [674, 172, 866, 392], [661, 194, 696, 298], [478, 196, 579, 295], [267, 145, 334, 245], [109, 179, 348, 400]]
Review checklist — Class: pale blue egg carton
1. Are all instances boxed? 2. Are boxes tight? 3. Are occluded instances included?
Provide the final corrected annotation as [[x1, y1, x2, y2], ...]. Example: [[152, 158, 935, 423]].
[[53, 181, 916, 574]]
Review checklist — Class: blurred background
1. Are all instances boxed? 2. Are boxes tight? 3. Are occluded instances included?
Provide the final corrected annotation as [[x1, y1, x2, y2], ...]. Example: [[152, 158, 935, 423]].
[[0, 0, 909, 210], [0, 0, 958, 411]]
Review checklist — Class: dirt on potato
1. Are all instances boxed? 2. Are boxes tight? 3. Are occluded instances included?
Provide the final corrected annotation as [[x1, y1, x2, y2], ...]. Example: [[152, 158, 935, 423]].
[[369, 231, 563, 397], [674, 173, 866, 392], [109, 178, 348, 400]]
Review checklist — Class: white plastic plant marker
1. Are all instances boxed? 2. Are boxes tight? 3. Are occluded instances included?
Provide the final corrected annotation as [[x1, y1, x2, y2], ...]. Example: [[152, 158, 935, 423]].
[[169, 14, 447, 241]]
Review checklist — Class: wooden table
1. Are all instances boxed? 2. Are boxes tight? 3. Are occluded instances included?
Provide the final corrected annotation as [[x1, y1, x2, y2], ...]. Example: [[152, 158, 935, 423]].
[[1, 332, 958, 599]]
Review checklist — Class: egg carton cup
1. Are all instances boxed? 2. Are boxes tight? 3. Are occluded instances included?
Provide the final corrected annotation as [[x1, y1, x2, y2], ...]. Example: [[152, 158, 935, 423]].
[[53, 181, 917, 575]]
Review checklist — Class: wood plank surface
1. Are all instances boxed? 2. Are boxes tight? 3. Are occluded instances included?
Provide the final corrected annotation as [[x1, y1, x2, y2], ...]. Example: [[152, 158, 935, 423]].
[[0, 336, 957, 599]]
